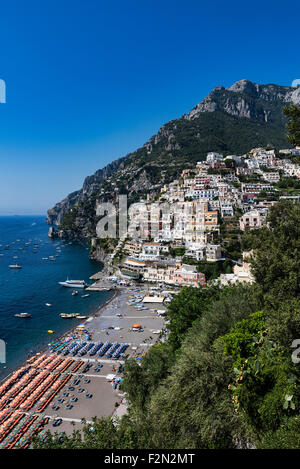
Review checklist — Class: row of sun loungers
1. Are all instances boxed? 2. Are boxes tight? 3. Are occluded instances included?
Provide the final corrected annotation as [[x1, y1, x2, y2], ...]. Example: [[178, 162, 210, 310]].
[[0, 412, 48, 449], [0, 353, 83, 448], [60, 340, 128, 359]]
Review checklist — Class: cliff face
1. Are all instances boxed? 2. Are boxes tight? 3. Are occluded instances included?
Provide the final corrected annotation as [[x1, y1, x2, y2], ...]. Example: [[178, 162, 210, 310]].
[[47, 190, 81, 226], [47, 79, 300, 236], [47, 158, 124, 226], [186, 80, 300, 121]]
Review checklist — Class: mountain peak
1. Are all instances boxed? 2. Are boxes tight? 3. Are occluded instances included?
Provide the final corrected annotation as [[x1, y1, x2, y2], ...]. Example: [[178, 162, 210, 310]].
[[186, 79, 300, 121], [228, 79, 259, 93]]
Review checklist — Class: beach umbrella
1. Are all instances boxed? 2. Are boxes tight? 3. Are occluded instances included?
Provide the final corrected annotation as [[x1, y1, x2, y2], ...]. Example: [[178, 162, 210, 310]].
[[132, 324, 141, 328]]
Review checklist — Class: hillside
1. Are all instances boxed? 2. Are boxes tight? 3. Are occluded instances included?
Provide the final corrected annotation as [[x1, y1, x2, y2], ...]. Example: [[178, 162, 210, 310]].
[[47, 79, 300, 237]]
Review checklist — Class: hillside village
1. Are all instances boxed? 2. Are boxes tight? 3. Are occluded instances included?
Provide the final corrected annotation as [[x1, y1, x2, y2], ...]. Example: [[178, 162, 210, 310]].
[[97, 146, 300, 288]]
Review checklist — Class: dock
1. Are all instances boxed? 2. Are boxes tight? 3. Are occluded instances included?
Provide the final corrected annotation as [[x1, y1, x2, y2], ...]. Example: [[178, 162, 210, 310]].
[[86, 280, 113, 292]]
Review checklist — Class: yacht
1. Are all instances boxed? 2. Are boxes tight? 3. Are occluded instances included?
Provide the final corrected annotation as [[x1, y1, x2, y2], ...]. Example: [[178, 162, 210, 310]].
[[9, 264, 22, 269], [59, 279, 86, 288]]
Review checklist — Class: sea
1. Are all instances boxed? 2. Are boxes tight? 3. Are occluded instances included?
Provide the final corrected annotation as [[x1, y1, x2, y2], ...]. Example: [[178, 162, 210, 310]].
[[0, 215, 113, 381]]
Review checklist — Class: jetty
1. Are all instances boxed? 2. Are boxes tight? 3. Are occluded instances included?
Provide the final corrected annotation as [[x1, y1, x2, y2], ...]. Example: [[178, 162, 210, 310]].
[[85, 280, 112, 292]]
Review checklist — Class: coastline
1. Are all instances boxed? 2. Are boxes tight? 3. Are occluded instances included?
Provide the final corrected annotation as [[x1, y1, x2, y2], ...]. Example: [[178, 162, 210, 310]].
[[0, 285, 119, 384], [0, 276, 168, 446], [49, 286, 120, 349], [0, 217, 108, 385]]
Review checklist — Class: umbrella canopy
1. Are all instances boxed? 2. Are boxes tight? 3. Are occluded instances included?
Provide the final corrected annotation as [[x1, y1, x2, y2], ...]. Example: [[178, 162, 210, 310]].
[[132, 324, 141, 328]]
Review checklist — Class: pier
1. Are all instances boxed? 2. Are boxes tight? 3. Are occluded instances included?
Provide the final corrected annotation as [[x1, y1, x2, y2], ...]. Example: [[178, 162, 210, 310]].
[[85, 280, 113, 292]]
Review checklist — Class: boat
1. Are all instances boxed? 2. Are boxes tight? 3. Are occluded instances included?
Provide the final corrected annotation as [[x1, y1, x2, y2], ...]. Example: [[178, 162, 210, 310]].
[[76, 315, 88, 319], [81, 294, 89, 298], [59, 279, 86, 288], [45, 303, 52, 307], [9, 264, 22, 269], [72, 290, 79, 296], [15, 313, 31, 318], [60, 313, 79, 318]]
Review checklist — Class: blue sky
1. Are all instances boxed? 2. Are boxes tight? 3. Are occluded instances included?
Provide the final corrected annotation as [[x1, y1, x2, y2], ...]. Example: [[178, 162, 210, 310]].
[[0, 0, 299, 214]]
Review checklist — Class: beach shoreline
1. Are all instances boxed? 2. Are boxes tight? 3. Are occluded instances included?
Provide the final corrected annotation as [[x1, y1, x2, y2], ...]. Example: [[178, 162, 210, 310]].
[[47, 286, 120, 352], [0, 280, 168, 447], [0, 285, 119, 385]]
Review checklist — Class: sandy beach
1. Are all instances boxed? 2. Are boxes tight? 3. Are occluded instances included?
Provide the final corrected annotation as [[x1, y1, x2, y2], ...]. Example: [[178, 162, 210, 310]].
[[0, 282, 168, 447]]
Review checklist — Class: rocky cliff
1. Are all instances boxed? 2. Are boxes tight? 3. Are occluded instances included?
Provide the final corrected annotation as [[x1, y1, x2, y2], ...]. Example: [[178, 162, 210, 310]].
[[47, 79, 300, 237], [47, 157, 124, 226]]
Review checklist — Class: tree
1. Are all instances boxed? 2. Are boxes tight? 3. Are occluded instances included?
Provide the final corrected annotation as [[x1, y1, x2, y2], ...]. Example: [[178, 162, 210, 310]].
[[165, 285, 221, 350], [145, 285, 258, 448], [283, 104, 300, 147], [33, 416, 139, 449], [259, 416, 300, 449], [121, 343, 175, 411], [247, 200, 300, 305]]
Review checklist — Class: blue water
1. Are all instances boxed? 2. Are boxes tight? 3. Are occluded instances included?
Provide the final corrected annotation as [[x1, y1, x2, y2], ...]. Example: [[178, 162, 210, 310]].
[[0, 216, 113, 380]]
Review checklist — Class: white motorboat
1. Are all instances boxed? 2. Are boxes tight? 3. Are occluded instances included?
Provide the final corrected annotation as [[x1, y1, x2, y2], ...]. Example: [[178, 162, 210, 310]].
[[59, 279, 86, 288]]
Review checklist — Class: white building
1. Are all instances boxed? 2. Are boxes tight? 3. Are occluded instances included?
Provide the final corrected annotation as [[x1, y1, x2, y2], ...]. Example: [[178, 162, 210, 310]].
[[206, 152, 224, 163], [262, 172, 280, 183]]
